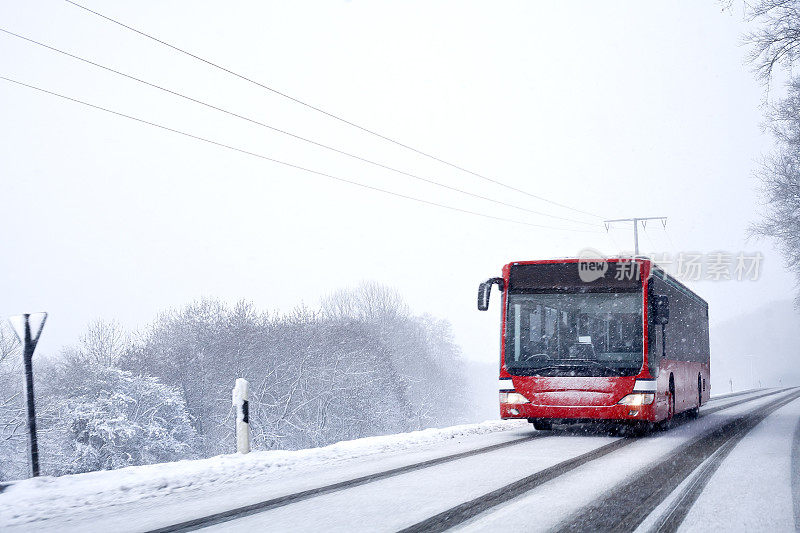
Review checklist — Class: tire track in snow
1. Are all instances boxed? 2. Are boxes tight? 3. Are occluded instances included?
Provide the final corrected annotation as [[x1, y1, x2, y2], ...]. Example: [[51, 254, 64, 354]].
[[701, 388, 790, 416], [644, 427, 750, 532], [145, 432, 545, 532], [707, 388, 762, 402], [554, 388, 800, 532], [398, 388, 793, 533], [398, 436, 636, 533], [148, 388, 789, 532], [645, 389, 800, 532]]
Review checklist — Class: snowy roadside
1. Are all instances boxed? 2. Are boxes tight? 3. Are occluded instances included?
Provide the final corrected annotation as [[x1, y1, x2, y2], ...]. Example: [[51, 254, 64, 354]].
[[0, 419, 526, 526]]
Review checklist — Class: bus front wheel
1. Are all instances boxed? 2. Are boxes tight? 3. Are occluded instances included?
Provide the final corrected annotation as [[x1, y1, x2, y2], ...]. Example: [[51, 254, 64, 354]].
[[530, 419, 553, 431]]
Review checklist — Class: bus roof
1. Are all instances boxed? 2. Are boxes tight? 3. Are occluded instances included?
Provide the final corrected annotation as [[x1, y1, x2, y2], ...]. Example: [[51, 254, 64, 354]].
[[504, 258, 708, 308]]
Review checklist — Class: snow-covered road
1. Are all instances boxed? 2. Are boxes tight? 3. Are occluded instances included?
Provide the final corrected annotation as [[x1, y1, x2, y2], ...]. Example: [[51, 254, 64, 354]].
[[2, 388, 798, 532]]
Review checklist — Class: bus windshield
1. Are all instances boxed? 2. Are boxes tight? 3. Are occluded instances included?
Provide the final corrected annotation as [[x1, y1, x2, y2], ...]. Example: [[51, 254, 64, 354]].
[[505, 292, 643, 377]]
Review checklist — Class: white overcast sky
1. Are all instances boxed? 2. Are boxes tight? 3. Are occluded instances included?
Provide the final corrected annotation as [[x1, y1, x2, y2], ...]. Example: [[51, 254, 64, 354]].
[[0, 1, 794, 364]]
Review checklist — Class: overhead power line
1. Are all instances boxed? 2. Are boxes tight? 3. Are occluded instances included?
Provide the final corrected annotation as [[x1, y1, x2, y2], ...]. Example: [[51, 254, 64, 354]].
[[663, 227, 678, 250], [64, 0, 606, 221], [0, 27, 596, 228], [0, 75, 603, 234], [641, 223, 658, 253]]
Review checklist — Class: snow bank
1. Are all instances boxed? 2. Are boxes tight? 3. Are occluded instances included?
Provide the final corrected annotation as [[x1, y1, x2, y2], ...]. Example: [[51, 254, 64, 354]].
[[0, 419, 525, 524]]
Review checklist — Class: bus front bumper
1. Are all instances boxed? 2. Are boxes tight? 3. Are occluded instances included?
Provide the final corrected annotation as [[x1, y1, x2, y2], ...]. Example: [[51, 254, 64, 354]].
[[500, 402, 656, 422]]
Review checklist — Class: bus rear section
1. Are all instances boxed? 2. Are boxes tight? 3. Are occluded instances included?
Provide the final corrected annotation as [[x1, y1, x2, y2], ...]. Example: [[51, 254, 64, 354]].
[[478, 258, 710, 430]]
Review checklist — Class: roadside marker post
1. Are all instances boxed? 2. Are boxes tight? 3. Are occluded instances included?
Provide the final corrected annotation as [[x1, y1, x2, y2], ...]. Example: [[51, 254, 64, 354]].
[[232, 378, 250, 454], [8, 312, 47, 477]]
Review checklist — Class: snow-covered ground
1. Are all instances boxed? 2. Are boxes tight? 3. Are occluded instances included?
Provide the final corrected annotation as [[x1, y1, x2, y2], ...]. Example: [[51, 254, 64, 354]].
[[0, 419, 528, 530], [677, 393, 800, 532], [463, 389, 798, 532], [1, 389, 797, 532]]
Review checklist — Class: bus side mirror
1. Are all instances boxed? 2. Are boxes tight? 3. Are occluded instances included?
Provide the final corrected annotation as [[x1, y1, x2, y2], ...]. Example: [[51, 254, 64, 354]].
[[477, 278, 504, 311], [653, 295, 669, 325]]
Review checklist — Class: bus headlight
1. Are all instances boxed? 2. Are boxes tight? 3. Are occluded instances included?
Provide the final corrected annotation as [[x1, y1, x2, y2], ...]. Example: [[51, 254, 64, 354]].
[[617, 393, 655, 406], [500, 392, 530, 404]]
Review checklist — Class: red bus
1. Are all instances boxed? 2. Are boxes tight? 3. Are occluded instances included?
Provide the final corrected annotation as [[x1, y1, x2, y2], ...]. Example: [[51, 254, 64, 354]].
[[477, 258, 709, 431]]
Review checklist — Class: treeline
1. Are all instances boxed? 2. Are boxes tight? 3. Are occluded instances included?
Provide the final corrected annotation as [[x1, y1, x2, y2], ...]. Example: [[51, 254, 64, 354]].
[[0, 283, 474, 480]]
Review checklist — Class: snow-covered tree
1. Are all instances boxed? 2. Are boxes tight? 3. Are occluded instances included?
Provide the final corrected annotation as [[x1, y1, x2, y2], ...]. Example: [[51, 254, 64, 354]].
[[121, 299, 264, 455], [122, 287, 475, 456], [43, 365, 198, 475], [0, 322, 25, 481], [726, 1, 800, 303], [0, 284, 475, 479], [751, 79, 800, 304], [724, 0, 800, 86], [74, 318, 129, 368]]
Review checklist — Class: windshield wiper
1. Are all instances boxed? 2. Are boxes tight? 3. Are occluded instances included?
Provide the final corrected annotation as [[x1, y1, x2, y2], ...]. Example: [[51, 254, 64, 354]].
[[508, 361, 624, 377]]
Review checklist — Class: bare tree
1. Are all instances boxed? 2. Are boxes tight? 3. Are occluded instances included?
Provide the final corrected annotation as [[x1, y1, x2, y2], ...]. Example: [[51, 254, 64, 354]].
[[74, 318, 128, 367], [321, 281, 409, 324], [0, 321, 20, 366], [741, 1, 800, 86], [750, 79, 800, 300], [722, 1, 800, 300], [0, 323, 24, 480]]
